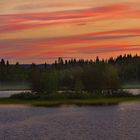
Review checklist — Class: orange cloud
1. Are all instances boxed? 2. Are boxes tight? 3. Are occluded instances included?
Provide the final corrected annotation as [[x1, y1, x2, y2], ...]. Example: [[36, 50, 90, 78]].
[[0, 1, 140, 63], [1, 2, 140, 33]]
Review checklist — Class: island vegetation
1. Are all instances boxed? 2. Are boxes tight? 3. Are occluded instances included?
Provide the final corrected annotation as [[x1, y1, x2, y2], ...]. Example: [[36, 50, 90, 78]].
[[0, 54, 140, 106]]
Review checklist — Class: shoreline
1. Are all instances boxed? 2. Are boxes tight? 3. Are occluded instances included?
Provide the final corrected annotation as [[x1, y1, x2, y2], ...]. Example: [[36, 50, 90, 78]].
[[0, 96, 140, 107]]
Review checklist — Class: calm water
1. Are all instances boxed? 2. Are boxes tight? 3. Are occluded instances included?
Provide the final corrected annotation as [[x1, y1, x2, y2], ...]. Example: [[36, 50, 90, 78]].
[[0, 90, 31, 97], [124, 89, 140, 95], [0, 89, 139, 98], [0, 103, 140, 140]]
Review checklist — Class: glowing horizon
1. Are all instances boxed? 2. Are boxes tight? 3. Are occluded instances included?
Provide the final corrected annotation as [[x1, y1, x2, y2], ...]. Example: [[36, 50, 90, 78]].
[[0, 0, 140, 63]]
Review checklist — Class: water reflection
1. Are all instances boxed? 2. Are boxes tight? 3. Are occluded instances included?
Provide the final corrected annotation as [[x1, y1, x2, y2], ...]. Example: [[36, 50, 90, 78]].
[[0, 90, 31, 97], [123, 89, 140, 95], [0, 88, 139, 98]]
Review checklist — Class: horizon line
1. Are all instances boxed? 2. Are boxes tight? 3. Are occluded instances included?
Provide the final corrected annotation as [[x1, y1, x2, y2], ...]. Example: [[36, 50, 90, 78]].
[[0, 53, 138, 65]]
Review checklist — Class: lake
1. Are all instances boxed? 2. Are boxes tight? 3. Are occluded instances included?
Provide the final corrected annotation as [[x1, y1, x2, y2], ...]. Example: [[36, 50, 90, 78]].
[[0, 89, 139, 98], [0, 102, 140, 140], [124, 89, 140, 95], [0, 90, 31, 98]]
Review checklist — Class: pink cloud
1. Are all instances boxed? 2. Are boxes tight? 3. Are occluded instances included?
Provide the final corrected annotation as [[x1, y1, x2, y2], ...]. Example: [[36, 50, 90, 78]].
[[1, 2, 140, 33], [75, 44, 140, 54], [0, 2, 140, 63]]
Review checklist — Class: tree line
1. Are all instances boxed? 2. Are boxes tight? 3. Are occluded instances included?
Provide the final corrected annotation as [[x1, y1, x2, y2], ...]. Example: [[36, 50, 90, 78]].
[[0, 54, 140, 95]]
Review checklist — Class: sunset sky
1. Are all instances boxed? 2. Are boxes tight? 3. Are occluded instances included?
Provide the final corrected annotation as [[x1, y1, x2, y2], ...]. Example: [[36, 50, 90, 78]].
[[0, 0, 140, 63]]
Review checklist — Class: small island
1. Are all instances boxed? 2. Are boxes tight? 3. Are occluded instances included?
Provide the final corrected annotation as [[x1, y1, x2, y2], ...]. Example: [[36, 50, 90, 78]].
[[0, 54, 139, 106]]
